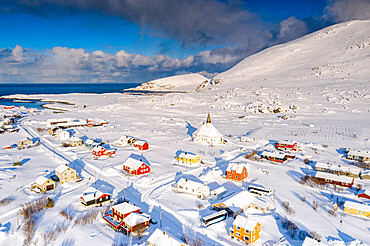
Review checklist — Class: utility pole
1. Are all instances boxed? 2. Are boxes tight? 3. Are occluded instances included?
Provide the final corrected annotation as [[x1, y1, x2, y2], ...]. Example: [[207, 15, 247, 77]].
[[339, 214, 343, 231], [160, 210, 163, 229], [273, 190, 276, 203]]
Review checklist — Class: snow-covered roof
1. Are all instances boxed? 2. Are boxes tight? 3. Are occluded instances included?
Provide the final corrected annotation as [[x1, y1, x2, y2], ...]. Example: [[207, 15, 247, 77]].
[[55, 164, 73, 173], [112, 202, 140, 215], [193, 122, 223, 139], [212, 186, 227, 195], [81, 187, 110, 201], [226, 163, 247, 174], [233, 215, 258, 231], [302, 237, 328, 246], [314, 172, 354, 183], [217, 190, 270, 211], [261, 151, 286, 159], [344, 201, 370, 212], [148, 228, 188, 246], [176, 178, 206, 191], [278, 140, 297, 145], [122, 153, 150, 170], [85, 139, 94, 144], [134, 140, 147, 145], [177, 152, 199, 159], [314, 163, 361, 174], [35, 176, 51, 185], [347, 150, 370, 158], [122, 212, 150, 227]]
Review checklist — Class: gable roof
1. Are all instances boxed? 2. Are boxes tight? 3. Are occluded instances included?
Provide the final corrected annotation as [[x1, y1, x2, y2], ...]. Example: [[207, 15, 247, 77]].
[[193, 122, 223, 139], [35, 176, 52, 186], [233, 215, 258, 231], [122, 212, 150, 227], [55, 164, 74, 173], [178, 152, 199, 159], [112, 202, 140, 215], [261, 151, 286, 159], [215, 190, 270, 212], [176, 178, 207, 191], [226, 163, 247, 174], [69, 136, 82, 142], [122, 153, 150, 170], [148, 229, 188, 246], [344, 201, 370, 212], [81, 187, 111, 201], [347, 149, 370, 158]]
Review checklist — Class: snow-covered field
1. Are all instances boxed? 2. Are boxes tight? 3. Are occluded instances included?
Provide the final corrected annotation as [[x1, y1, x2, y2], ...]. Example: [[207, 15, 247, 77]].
[[0, 20, 369, 246]]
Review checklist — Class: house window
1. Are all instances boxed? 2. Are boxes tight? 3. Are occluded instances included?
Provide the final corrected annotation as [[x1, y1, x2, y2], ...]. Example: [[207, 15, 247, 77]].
[[229, 174, 232, 177], [236, 226, 240, 230], [245, 229, 249, 233], [229, 229, 234, 234], [235, 176, 238, 179], [236, 232, 240, 237], [253, 236, 255, 241], [244, 236, 249, 241]]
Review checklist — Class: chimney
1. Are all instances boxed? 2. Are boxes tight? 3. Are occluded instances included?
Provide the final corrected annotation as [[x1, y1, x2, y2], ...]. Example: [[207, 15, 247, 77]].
[[163, 231, 166, 235]]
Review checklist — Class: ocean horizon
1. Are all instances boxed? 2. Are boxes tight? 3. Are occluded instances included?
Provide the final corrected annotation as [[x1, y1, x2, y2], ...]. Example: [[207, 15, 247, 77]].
[[0, 83, 141, 109]]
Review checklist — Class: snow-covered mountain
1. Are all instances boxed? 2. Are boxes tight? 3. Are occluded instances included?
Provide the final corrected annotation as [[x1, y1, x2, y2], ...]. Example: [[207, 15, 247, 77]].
[[130, 73, 208, 92]]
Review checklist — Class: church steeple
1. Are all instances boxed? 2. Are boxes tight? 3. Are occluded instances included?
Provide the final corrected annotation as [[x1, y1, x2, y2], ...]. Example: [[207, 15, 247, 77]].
[[206, 113, 211, 123]]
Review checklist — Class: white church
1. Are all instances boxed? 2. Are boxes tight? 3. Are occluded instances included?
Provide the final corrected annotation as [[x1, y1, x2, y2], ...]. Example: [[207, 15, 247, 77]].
[[193, 113, 225, 145]]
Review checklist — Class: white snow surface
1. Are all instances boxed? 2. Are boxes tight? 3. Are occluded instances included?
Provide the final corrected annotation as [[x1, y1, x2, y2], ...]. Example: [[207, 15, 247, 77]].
[[0, 20, 369, 246]]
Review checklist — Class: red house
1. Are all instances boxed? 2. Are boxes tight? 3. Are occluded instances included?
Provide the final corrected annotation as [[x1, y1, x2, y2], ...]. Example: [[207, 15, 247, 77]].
[[103, 202, 150, 233], [312, 172, 354, 188], [132, 140, 149, 151], [226, 163, 248, 182], [92, 145, 116, 158], [275, 140, 298, 152], [358, 189, 370, 200], [122, 153, 151, 176]]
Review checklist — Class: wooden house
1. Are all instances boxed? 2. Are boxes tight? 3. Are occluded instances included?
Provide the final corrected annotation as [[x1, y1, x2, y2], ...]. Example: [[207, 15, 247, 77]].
[[92, 145, 115, 158], [275, 140, 298, 152], [347, 150, 370, 162], [212, 191, 271, 217], [225, 163, 248, 182], [260, 151, 288, 163], [80, 187, 111, 207], [229, 215, 261, 244], [344, 201, 370, 218], [148, 229, 188, 246], [103, 202, 150, 233], [69, 136, 83, 147], [56, 129, 71, 140], [55, 164, 78, 184], [172, 178, 210, 199], [122, 153, 151, 176], [32, 176, 56, 192], [358, 189, 370, 200], [312, 172, 354, 188], [314, 163, 361, 178], [132, 140, 149, 151], [175, 152, 201, 166], [17, 139, 34, 149]]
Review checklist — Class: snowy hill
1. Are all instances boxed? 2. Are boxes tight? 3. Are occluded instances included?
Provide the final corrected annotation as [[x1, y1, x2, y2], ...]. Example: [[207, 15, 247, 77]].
[[215, 20, 370, 87], [129, 73, 208, 92]]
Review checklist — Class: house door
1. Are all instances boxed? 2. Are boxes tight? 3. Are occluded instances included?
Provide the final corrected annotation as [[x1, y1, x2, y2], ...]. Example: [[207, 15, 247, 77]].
[[46, 185, 54, 191]]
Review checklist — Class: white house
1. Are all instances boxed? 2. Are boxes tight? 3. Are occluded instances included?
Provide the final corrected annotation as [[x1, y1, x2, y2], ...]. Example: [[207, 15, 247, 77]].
[[172, 178, 210, 199], [193, 113, 224, 145], [302, 237, 328, 246], [55, 129, 71, 140]]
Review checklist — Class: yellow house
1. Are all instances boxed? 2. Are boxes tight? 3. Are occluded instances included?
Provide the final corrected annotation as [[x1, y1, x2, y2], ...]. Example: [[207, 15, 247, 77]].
[[69, 136, 83, 147], [344, 201, 370, 218], [55, 164, 78, 184], [32, 176, 56, 192], [229, 215, 261, 244], [175, 152, 201, 166]]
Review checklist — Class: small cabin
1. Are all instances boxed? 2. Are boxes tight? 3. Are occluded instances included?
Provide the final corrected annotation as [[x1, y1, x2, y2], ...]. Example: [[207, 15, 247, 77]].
[[56, 129, 71, 140], [229, 215, 261, 244], [92, 145, 116, 158], [175, 152, 201, 166], [122, 153, 151, 176], [344, 201, 370, 218], [32, 176, 56, 193], [69, 136, 83, 147], [55, 164, 78, 184], [275, 140, 298, 151], [80, 187, 111, 208], [172, 178, 210, 199], [225, 163, 248, 182], [133, 140, 149, 151]]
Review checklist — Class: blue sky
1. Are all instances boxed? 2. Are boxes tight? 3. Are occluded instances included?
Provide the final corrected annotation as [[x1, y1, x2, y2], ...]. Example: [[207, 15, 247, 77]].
[[0, 0, 368, 83]]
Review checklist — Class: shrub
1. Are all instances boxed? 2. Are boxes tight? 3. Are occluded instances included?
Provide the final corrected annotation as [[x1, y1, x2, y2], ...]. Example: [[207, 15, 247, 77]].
[[328, 209, 336, 216], [45, 198, 54, 209], [245, 150, 259, 161], [309, 231, 321, 241], [62, 143, 70, 147], [304, 159, 310, 164], [60, 208, 73, 220], [182, 234, 204, 246], [282, 201, 295, 215], [0, 196, 15, 206], [312, 201, 319, 210]]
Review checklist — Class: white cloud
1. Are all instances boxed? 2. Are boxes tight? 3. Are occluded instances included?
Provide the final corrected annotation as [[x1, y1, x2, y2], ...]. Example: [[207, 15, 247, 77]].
[[325, 0, 370, 22]]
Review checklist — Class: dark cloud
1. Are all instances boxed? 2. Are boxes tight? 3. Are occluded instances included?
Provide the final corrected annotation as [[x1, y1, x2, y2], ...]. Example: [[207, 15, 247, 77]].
[[0, 0, 266, 47]]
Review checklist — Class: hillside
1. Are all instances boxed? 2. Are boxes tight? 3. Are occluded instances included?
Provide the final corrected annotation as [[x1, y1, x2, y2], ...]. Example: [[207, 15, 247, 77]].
[[129, 73, 208, 92]]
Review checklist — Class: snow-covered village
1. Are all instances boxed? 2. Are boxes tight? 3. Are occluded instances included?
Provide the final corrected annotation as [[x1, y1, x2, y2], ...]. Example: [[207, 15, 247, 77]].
[[0, 1, 369, 246]]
